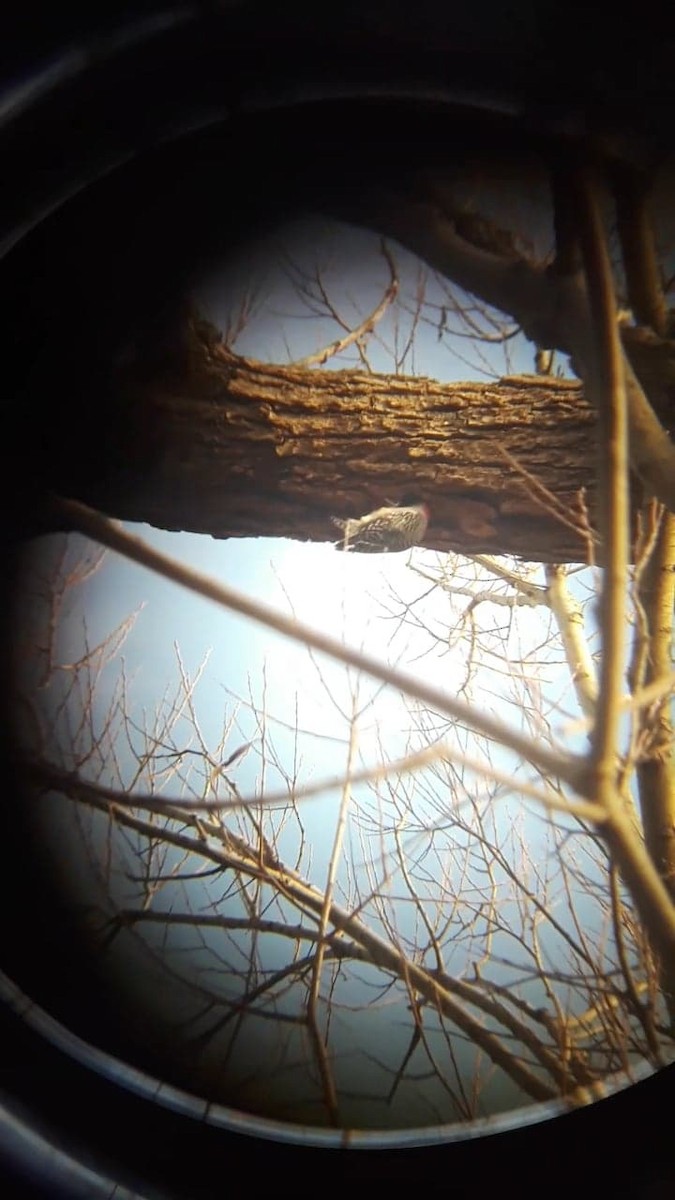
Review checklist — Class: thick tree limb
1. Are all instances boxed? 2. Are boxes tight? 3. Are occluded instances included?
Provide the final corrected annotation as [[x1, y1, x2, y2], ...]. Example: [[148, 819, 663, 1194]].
[[25, 313, 674, 563], [331, 187, 675, 510]]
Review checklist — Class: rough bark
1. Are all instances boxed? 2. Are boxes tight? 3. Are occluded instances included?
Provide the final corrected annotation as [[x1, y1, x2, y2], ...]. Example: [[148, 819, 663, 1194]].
[[5, 92, 674, 559], [329, 184, 675, 512], [24, 311, 672, 564]]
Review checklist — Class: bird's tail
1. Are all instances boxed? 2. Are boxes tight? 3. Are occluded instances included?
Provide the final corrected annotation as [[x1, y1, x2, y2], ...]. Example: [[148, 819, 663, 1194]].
[[331, 516, 352, 551]]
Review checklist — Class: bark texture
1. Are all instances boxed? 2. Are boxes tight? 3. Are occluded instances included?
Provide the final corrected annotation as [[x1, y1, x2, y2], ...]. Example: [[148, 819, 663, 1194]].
[[26, 313, 673, 563]]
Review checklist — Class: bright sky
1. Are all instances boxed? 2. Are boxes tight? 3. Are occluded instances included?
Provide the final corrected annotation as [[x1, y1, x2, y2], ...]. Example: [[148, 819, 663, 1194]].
[[17, 211, 595, 918], [14, 213, 629, 1133], [39, 212, 578, 803]]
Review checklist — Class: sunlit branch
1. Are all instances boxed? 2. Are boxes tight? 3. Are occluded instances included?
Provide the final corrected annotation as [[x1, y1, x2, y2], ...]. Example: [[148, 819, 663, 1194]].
[[50, 496, 587, 793], [23, 734, 607, 823], [349, 185, 675, 509], [464, 555, 545, 599], [556, 671, 675, 740], [560, 177, 675, 970], [608, 865, 663, 1061], [410, 561, 545, 613], [429, 969, 595, 1090], [306, 721, 357, 1124], [289, 239, 399, 369], [545, 564, 598, 720], [38, 757, 562, 1100], [573, 170, 628, 771], [113, 908, 330, 944]]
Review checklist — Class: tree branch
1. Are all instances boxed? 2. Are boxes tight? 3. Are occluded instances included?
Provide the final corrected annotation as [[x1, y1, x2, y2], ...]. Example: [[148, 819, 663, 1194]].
[[332, 186, 675, 511]]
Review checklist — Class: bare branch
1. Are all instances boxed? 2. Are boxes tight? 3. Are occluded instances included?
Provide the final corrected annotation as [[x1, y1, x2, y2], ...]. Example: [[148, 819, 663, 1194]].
[[50, 496, 585, 792], [289, 239, 399, 369], [545, 565, 598, 721]]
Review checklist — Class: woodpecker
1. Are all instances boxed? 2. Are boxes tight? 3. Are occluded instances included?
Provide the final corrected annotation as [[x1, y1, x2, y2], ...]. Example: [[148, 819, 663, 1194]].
[[331, 497, 430, 553]]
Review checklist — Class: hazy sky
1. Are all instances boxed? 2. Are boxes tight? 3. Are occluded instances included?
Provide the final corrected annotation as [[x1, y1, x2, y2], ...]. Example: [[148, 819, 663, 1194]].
[[14, 214, 618, 1134], [50, 212, 578, 804]]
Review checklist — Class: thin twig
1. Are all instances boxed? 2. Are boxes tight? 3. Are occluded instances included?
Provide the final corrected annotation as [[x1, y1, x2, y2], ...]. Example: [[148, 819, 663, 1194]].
[[50, 496, 586, 794]]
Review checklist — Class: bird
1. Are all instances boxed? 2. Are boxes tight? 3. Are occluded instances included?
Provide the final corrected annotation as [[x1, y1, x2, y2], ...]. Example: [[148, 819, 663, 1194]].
[[331, 497, 430, 553]]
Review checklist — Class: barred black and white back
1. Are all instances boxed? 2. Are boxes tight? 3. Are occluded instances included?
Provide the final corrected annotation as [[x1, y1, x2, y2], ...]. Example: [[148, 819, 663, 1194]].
[[331, 501, 430, 553]]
